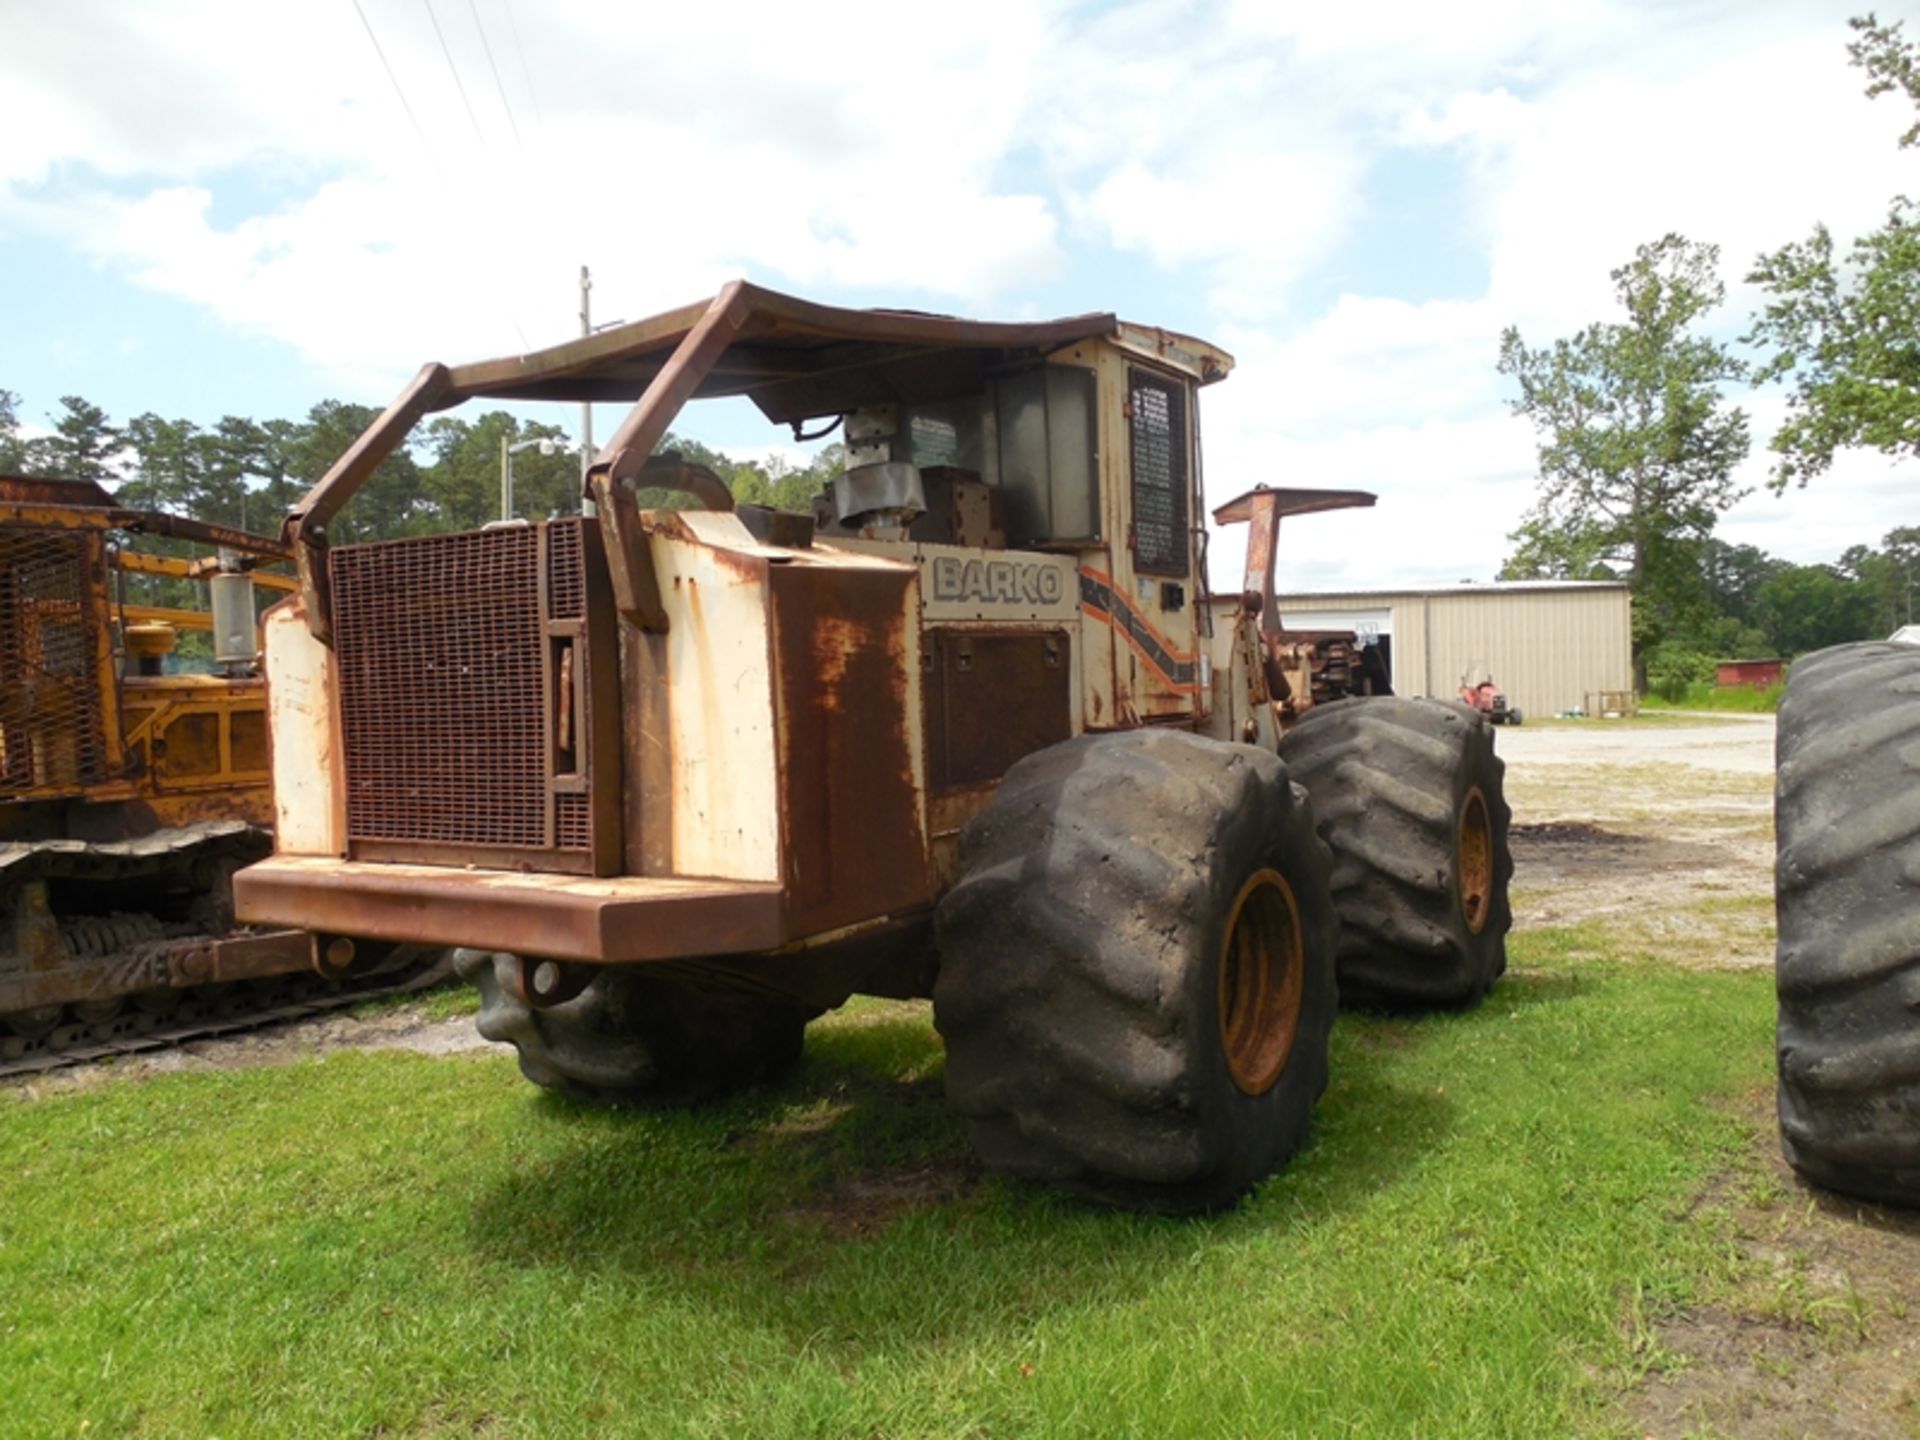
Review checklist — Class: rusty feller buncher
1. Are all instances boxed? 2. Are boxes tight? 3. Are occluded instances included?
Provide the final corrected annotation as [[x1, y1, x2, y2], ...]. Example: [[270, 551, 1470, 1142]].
[[236, 284, 1513, 1213], [0, 475, 417, 1069]]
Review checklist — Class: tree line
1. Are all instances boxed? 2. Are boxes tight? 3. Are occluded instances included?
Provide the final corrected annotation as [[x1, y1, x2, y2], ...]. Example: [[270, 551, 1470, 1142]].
[[7, 15, 1915, 693], [1498, 13, 1920, 690], [0, 385, 844, 637], [0, 387, 843, 545]]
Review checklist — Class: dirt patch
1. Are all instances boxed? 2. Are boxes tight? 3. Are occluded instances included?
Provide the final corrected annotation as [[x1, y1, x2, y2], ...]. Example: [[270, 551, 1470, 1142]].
[[1510, 820, 1753, 906], [779, 1159, 980, 1240], [1514, 820, 1723, 872], [1627, 1088, 1920, 1438], [1509, 821, 1775, 967], [1498, 722, 1777, 968], [3, 1002, 497, 1102], [728, 1071, 979, 1238]]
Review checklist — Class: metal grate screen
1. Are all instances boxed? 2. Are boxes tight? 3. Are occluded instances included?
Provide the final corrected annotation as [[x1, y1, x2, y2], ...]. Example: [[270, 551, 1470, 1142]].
[[554, 791, 590, 850], [333, 528, 551, 848], [0, 526, 111, 797], [547, 518, 584, 620], [1127, 368, 1189, 576]]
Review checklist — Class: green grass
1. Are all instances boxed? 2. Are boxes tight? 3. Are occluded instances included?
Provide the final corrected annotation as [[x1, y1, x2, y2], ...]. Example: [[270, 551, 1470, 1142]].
[[1641, 682, 1783, 713], [350, 976, 483, 1023], [0, 935, 1775, 1439]]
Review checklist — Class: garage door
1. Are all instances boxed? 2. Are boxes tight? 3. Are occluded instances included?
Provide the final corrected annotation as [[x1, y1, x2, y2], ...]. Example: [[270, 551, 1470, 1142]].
[[1275, 606, 1395, 690], [1276, 607, 1392, 642]]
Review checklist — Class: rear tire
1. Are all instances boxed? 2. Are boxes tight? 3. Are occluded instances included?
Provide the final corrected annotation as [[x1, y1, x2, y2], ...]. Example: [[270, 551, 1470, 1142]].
[[1775, 642, 1920, 1207], [457, 951, 816, 1106], [1280, 697, 1513, 1009], [933, 729, 1337, 1215]]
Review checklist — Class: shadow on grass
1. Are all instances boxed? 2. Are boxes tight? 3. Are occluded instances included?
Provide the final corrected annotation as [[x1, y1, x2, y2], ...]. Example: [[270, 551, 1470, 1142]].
[[1490, 965, 1586, 1010], [464, 1010, 1460, 1353], [1336, 966, 1584, 1057], [1793, 1170, 1920, 1240]]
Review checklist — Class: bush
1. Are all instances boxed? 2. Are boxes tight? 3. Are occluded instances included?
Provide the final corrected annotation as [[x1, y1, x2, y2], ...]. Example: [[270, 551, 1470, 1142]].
[[1641, 680, 1785, 713], [1644, 645, 1717, 702]]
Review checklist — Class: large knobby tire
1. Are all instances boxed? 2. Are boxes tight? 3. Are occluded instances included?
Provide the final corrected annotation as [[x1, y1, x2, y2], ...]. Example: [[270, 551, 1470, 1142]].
[[456, 950, 816, 1106], [1775, 642, 1920, 1207], [1279, 697, 1513, 1009], [932, 729, 1337, 1215]]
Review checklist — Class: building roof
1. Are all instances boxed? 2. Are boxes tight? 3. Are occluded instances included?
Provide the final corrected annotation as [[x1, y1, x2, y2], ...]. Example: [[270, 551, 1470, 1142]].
[[1234, 579, 1631, 604]]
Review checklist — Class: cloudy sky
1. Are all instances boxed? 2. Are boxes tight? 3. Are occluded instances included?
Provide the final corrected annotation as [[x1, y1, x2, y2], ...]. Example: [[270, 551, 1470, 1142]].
[[2, 0, 1914, 590]]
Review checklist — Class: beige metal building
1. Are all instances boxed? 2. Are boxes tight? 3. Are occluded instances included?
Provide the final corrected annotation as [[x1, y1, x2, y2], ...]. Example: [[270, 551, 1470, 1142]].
[[1239, 580, 1633, 717]]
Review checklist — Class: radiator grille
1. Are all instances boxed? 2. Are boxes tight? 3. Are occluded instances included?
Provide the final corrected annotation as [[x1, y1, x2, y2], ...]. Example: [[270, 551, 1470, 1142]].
[[0, 526, 111, 797], [547, 518, 584, 620], [554, 791, 590, 850], [333, 528, 551, 848]]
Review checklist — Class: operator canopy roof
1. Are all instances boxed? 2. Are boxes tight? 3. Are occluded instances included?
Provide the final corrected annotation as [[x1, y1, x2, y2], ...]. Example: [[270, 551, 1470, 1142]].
[[0, 474, 118, 507], [436, 281, 1233, 425]]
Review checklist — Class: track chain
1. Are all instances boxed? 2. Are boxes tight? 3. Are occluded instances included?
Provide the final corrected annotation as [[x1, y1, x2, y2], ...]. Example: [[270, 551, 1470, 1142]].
[[0, 963, 452, 1080]]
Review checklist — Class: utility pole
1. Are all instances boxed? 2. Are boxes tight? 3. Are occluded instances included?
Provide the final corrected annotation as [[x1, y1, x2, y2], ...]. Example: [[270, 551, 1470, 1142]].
[[579, 265, 594, 500], [500, 433, 511, 522]]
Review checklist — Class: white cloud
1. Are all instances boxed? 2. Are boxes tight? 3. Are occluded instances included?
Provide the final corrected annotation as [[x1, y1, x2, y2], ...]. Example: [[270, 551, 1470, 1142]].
[[1215, 294, 1505, 434], [1192, 0, 1920, 585], [1202, 405, 1540, 594], [1459, 25, 1915, 336], [0, 0, 1065, 376], [1224, 0, 1604, 66], [4, 0, 1915, 582], [0, 4, 367, 187], [1082, 152, 1349, 279]]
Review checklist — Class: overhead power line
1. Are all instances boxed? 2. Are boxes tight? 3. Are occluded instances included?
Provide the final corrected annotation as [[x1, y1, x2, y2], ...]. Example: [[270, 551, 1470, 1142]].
[[421, 0, 487, 146], [500, 0, 546, 131], [465, 0, 524, 149], [350, 0, 444, 180], [349, 0, 531, 353]]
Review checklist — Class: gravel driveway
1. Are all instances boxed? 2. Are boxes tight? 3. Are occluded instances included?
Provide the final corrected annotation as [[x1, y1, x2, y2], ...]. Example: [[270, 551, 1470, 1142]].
[[1497, 714, 1777, 968], [1496, 711, 1775, 775]]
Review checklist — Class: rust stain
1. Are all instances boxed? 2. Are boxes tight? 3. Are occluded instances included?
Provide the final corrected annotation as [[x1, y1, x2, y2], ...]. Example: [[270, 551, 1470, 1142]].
[[770, 564, 932, 939], [809, 614, 863, 715], [922, 628, 1071, 794]]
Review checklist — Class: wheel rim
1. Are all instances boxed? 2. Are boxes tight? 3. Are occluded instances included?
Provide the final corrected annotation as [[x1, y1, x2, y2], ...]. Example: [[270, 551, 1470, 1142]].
[[1457, 786, 1493, 935], [1217, 868, 1305, 1096], [134, 989, 184, 1017], [72, 998, 124, 1026], [4, 1006, 63, 1040]]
